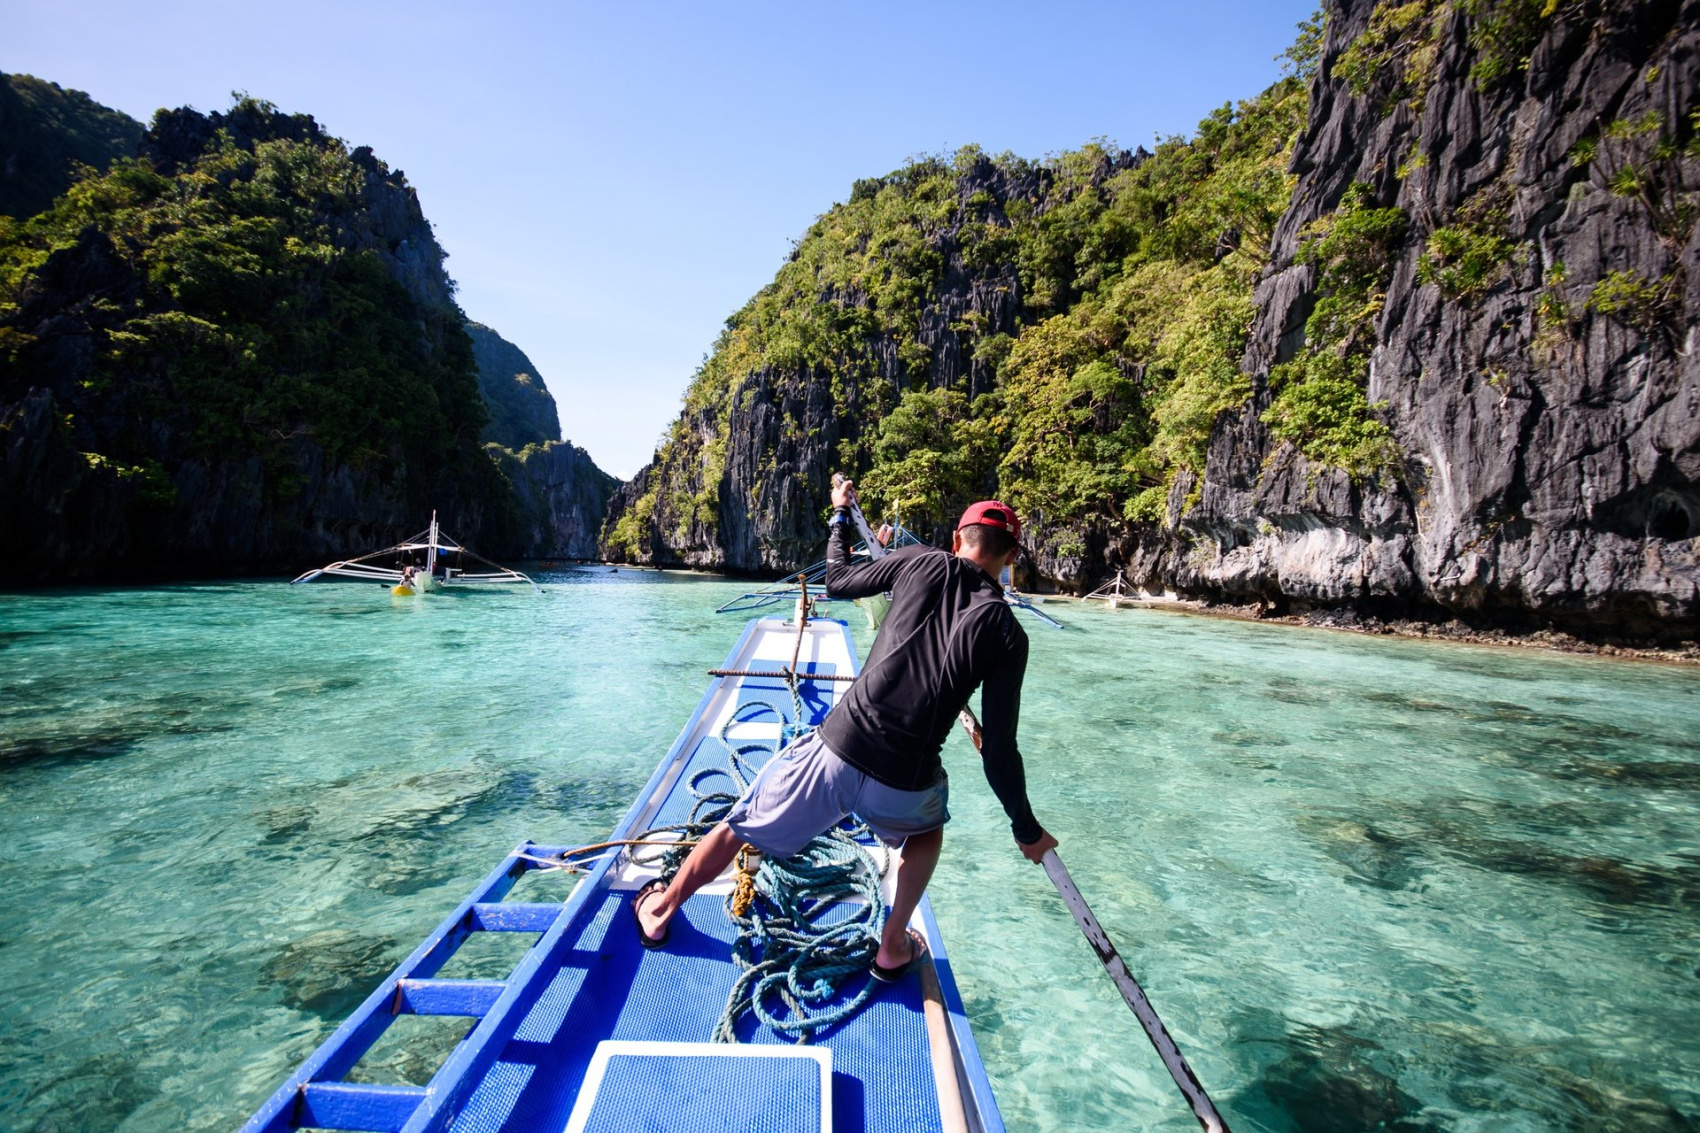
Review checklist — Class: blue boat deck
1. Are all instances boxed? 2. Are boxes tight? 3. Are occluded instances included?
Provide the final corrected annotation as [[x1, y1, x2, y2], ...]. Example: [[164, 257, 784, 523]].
[[243, 616, 1002, 1133]]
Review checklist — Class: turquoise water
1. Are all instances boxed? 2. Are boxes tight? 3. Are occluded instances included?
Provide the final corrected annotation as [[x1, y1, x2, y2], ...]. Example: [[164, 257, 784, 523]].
[[1, 573, 1697, 1132]]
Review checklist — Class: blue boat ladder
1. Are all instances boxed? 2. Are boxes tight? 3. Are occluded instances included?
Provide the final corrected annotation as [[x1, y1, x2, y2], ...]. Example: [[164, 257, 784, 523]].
[[242, 841, 579, 1133]]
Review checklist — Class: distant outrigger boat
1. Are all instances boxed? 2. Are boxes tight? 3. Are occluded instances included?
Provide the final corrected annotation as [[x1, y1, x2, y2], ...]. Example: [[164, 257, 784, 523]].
[[290, 512, 537, 595], [1082, 569, 1140, 609], [242, 613, 1005, 1133]]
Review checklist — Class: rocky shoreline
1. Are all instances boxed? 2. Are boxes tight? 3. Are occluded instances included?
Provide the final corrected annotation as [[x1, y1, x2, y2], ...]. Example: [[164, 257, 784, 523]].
[[1077, 592, 1700, 666], [554, 556, 1700, 662]]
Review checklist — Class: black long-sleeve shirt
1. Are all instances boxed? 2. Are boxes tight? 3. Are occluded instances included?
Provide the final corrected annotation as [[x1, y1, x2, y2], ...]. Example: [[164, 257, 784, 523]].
[[819, 512, 1042, 844]]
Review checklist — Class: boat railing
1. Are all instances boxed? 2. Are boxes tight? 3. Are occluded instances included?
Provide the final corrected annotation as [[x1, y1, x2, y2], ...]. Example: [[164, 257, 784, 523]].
[[239, 838, 608, 1133], [242, 618, 795, 1133]]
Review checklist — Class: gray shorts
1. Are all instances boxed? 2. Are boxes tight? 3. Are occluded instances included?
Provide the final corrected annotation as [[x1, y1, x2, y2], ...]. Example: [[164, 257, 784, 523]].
[[724, 730, 950, 857]]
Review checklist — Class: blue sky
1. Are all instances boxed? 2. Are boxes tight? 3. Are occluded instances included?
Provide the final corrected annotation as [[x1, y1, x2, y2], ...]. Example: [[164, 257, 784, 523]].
[[6, 0, 1316, 478]]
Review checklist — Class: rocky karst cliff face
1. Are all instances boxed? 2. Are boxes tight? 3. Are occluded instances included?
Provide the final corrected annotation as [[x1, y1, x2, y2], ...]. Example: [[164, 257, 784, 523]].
[[468, 321, 615, 560], [466, 321, 562, 450], [1, 96, 617, 580], [605, 0, 1697, 643], [1113, 0, 1699, 641], [602, 151, 1137, 572], [490, 440, 616, 560], [2, 105, 494, 581]]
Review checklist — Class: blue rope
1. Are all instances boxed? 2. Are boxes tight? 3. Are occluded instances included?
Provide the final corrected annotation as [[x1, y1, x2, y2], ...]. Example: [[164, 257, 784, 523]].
[[642, 682, 891, 1044], [713, 823, 886, 1043]]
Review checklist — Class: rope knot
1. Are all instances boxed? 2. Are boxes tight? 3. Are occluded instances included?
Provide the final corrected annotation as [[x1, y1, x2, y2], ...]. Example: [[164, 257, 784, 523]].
[[730, 846, 758, 919]]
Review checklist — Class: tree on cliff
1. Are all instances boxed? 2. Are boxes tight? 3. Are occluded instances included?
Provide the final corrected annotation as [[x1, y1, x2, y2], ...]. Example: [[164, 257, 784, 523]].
[[604, 0, 1699, 643], [604, 49, 1313, 563], [0, 73, 142, 220], [0, 96, 512, 579]]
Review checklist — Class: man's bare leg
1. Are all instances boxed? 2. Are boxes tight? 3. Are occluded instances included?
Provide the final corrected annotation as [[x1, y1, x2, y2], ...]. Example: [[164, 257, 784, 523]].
[[635, 821, 744, 943], [875, 826, 943, 969]]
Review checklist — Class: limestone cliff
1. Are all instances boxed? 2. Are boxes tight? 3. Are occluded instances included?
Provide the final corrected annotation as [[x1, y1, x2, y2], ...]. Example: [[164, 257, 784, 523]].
[[601, 151, 1137, 572], [0, 99, 511, 581], [488, 441, 617, 560], [467, 321, 616, 559], [0, 73, 142, 219], [1112, 0, 1699, 642], [603, 1, 1698, 643], [466, 321, 563, 450]]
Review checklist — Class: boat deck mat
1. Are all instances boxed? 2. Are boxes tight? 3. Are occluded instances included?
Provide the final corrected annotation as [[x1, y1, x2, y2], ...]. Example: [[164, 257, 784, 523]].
[[451, 889, 940, 1132], [572, 1047, 827, 1133], [452, 662, 945, 1133]]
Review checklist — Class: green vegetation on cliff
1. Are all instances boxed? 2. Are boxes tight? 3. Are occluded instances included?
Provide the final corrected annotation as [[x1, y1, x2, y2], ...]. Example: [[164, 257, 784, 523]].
[[610, 14, 1328, 558], [1, 102, 489, 489], [0, 96, 512, 570], [0, 73, 142, 220], [1264, 182, 1405, 475], [466, 320, 563, 450]]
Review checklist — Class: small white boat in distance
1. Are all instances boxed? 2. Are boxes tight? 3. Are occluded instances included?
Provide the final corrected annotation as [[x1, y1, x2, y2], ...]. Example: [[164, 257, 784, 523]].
[[290, 511, 538, 594]]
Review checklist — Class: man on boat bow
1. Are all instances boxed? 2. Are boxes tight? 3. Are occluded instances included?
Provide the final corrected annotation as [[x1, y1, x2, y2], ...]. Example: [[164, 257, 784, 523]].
[[634, 481, 1057, 980]]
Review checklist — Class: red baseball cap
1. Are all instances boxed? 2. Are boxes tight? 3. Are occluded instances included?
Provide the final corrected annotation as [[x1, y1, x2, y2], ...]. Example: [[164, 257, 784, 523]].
[[957, 500, 1022, 543]]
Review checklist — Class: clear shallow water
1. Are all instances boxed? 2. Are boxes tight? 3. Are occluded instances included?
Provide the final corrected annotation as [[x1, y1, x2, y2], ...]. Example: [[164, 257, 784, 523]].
[[1, 573, 1696, 1132]]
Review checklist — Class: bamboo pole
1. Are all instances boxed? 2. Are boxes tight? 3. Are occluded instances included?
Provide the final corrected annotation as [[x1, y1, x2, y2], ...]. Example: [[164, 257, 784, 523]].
[[956, 707, 1231, 1133]]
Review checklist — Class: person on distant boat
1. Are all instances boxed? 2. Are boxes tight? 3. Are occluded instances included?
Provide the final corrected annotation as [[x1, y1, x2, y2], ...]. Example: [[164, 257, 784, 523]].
[[633, 481, 1056, 982]]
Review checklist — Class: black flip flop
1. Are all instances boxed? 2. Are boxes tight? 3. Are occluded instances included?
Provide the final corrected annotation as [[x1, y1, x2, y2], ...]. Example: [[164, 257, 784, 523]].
[[631, 879, 670, 950], [870, 929, 927, 983]]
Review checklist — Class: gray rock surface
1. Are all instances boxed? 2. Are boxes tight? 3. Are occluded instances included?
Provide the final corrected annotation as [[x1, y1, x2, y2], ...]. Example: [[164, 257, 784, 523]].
[[491, 440, 617, 560], [1122, 0, 1700, 642], [466, 321, 563, 450]]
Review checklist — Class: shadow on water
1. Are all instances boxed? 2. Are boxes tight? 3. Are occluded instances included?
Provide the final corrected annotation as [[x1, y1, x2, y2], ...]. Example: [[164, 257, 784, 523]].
[[15, 1051, 158, 1133], [244, 764, 644, 894], [1409, 1020, 1700, 1133], [1547, 759, 1700, 791], [0, 701, 242, 774], [1416, 809, 1700, 910], [266, 675, 363, 698], [1534, 1069, 1700, 1133], [1359, 690, 1464, 714], [1294, 797, 1700, 910], [260, 928, 402, 1018], [1213, 729, 1292, 748], [1476, 713, 1700, 790], [344, 1015, 478, 1087], [256, 804, 315, 846], [1295, 816, 1429, 891], [0, 628, 63, 650], [1231, 1014, 1437, 1133], [245, 773, 537, 896], [0, 732, 142, 772], [1231, 1009, 1700, 1133]]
